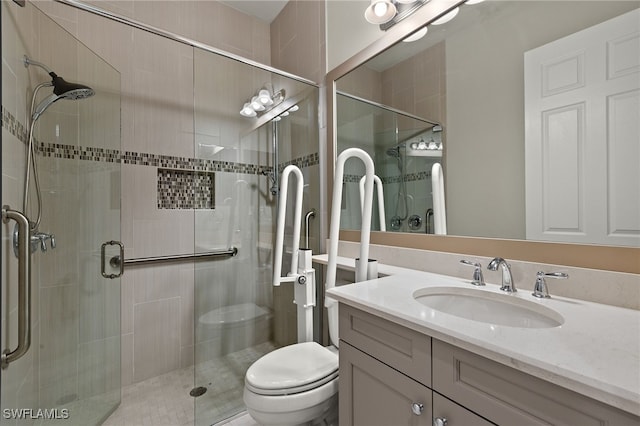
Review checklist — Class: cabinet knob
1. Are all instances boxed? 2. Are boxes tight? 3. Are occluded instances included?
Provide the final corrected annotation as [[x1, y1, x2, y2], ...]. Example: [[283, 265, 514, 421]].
[[433, 417, 448, 426], [411, 402, 424, 415]]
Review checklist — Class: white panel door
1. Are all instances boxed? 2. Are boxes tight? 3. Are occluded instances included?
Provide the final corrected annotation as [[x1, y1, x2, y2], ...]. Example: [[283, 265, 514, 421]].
[[525, 9, 639, 246]]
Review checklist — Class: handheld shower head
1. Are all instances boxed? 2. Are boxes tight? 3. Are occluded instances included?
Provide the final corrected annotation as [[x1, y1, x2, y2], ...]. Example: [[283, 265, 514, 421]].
[[24, 55, 95, 121]]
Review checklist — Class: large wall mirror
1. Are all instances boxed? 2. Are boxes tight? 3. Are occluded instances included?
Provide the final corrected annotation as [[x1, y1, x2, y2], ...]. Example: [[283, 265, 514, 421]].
[[327, 0, 639, 272]]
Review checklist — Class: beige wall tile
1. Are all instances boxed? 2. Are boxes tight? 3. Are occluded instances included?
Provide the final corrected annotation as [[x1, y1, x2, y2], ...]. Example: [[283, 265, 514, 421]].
[[133, 297, 181, 382]]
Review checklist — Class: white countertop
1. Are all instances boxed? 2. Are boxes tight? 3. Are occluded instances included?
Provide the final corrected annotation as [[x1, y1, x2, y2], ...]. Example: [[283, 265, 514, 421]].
[[313, 254, 640, 416]]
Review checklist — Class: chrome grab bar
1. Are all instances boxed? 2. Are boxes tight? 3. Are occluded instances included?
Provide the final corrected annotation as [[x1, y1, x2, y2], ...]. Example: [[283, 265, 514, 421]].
[[304, 209, 316, 249], [1, 206, 32, 369], [426, 208, 433, 234], [109, 247, 238, 269]]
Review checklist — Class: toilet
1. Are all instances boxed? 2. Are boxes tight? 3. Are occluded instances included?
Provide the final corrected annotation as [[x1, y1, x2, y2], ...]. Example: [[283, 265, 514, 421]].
[[242, 303, 340, 426]]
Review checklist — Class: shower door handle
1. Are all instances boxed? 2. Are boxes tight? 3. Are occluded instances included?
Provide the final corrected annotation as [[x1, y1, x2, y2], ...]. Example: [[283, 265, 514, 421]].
[[1, 206, 32, 369], [101, 240, 124, 279]]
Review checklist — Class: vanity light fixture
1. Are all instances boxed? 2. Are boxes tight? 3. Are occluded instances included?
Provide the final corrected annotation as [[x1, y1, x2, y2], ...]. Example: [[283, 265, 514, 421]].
[[239, 87, 285, 118], [365, 0, 430, 31]]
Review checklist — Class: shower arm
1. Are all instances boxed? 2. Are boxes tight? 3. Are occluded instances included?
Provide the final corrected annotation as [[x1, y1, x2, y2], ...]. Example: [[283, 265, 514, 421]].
[[23, 55, 55, 76]]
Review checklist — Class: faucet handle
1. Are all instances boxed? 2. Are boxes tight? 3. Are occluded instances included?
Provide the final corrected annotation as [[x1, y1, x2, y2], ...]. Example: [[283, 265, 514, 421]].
[[460, 259, 485, 286], [532, 271, 568, 298]]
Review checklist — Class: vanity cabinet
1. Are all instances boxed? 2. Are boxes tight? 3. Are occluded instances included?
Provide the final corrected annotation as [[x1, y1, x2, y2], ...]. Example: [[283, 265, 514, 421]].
[[339, 304, 639, 426]]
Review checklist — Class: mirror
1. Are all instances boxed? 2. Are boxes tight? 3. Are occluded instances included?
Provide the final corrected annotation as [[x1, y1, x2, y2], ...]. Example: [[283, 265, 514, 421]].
[[334, 0, 639, 248]]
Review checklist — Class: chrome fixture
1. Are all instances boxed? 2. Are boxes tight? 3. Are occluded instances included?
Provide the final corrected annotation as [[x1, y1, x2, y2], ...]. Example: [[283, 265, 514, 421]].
[[410, 402, 424, 416], [23, 55, 95, 232], [533, 271, 569, 299], [109, 247, 238, 269], [304, 209, 316, 249], [13, 225, 56, 257], [460, 259, 485, 286], [425, 208, 433, 234], [408, 214, 422, 230], [433, 417, 448, 426], [487, 257, 515, 292], [1, 206, 32, 369]]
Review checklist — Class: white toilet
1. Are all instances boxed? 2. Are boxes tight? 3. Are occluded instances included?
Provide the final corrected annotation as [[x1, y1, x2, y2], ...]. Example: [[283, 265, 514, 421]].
[[242, 304, 339, 426]]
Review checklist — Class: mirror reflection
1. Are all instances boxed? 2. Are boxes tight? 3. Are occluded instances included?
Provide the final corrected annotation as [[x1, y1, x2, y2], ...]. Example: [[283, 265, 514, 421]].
[[336, 0, 639, 247]]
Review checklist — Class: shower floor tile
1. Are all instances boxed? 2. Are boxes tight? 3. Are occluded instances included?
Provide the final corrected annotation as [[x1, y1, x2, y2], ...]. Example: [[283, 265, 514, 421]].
[[104, 342, 274, 426]]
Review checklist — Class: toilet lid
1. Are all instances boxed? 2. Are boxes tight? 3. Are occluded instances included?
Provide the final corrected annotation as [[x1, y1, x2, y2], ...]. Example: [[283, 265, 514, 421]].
[[245, 342, 338, 395]]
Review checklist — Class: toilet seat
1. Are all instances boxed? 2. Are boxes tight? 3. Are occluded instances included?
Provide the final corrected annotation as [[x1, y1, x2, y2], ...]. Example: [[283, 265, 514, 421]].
[[245, 342, 338, 396]]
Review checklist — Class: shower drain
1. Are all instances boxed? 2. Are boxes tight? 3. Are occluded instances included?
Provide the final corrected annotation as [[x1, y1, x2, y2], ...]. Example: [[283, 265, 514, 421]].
[[190, 386, 207, 397]]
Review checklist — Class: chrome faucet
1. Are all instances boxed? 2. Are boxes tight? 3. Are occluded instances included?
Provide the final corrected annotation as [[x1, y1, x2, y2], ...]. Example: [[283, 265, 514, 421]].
[[487, 257, 516, 292]]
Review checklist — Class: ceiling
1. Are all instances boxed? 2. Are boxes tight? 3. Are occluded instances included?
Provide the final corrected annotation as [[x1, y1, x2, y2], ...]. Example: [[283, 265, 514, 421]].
[[219, 0, 289, 23]]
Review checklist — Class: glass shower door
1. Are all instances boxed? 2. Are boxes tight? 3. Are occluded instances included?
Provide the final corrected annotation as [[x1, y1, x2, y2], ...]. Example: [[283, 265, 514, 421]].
[[1, 2, 121, 424], [192, 47, 320, 425]]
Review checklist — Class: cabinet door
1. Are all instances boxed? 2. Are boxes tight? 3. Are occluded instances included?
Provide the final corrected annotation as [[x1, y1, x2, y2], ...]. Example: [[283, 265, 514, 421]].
[[340, 341, 432, 426], [433, 392, 495, 426], [433, 340, 640, 426]]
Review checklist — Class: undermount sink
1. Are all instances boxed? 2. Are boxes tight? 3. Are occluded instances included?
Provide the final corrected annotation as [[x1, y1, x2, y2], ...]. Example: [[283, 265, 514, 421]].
[[413, 286, 564, 328]]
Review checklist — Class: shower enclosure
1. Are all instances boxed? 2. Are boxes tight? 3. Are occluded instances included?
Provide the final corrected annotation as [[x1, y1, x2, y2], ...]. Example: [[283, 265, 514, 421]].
[[1, 2, 122, 425], [3, 1, 321, 425], [336, 92, 441, 234]]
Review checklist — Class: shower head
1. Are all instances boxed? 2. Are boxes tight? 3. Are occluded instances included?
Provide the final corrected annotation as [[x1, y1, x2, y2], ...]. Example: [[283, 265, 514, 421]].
[[24, 56, 95, 121], [386, 145, 403, 158]]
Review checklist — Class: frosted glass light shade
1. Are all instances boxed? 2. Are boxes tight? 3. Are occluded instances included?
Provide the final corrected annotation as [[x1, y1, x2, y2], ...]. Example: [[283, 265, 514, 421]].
[[403, 26, 428, 42], [240, 103, 256, 117], [364, 0, 397, 24], [432, 7, 459, 25]]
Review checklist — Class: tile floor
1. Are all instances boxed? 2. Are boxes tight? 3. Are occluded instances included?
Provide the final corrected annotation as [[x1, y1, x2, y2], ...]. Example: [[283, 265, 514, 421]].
[[103, 343, 273, 426]]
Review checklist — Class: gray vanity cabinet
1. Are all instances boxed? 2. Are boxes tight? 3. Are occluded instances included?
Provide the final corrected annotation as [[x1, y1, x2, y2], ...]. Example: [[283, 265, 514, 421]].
[[432, 340, 640, 426], [339, 305, 489, 426], [338, 304, 639, 426]]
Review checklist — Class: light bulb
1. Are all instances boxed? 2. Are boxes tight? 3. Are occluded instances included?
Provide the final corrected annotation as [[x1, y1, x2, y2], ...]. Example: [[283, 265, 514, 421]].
[[251, 96, 265, 111], [373, 1, 388, 17], [240, 103, 256, 118], [281, 111, 289, 117], [289, 105, 299, 112], [258, 89, 273, 106], [465, 0, 484, 4], [273, 116, 282, 122]]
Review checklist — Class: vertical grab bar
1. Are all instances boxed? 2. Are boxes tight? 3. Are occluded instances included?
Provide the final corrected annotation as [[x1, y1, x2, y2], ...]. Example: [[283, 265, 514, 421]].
[[304, 209, 316, 249], [1, 206, 32, 369]]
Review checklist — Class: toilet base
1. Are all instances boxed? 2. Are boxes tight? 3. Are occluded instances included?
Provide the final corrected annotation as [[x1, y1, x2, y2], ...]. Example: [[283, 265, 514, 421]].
[[243, 378, 338, 426]]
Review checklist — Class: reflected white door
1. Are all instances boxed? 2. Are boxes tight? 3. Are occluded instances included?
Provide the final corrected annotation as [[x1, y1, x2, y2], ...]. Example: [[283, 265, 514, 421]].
[[525, 8, 640, 246]]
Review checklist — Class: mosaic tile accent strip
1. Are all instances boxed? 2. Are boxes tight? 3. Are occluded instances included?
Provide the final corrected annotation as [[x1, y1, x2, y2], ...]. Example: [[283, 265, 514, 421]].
[[157, 168, 214, 209], [2, 106, 319, 211], [344, 171, 432, 184], [1, 106, 28, 143], [278, 152, 320, 171]]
